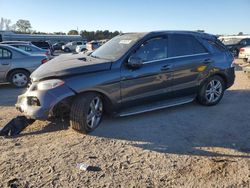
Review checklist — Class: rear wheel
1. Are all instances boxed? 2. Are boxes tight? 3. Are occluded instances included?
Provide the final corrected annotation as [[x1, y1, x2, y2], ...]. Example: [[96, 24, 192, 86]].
[[70, 93, 103, 134], [197, 76, 225, 106], [64, 48, 71, 53], [9, 70, 30, 88]]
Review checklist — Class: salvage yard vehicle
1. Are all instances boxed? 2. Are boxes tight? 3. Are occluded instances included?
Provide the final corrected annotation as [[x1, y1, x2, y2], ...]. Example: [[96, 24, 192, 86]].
[[225, 38, 250, 57], [238, 46, 250, 62], [9, 43, 51, 59], [75, 42, 87, 53], [0, 44, 48, 87], [1, 41, 52, 59], [15, 31, 235, 133], [52, 42, 65, 51], [62, 41, 86, 52]]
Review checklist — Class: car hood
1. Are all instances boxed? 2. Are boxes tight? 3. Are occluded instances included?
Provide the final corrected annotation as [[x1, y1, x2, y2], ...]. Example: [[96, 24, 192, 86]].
[[31, 53, 112, 81]]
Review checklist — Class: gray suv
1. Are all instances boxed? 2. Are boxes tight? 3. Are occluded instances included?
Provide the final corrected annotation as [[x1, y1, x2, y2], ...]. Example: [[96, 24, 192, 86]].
[[16, 31, 235, 133]]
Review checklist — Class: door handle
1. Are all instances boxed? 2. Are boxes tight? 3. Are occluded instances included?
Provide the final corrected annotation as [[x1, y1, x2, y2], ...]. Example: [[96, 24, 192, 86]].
[[203, 59, 213, 64], [161, 64, 172, 71]]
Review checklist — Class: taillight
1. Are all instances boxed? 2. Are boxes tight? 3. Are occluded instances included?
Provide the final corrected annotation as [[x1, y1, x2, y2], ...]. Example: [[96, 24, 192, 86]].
[[240, 48, 245, 52], [41, 59, 48, 64]]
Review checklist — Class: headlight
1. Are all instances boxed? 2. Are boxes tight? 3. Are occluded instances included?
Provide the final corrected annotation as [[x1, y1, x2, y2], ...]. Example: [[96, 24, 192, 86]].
[[37, 79, 65, 90]]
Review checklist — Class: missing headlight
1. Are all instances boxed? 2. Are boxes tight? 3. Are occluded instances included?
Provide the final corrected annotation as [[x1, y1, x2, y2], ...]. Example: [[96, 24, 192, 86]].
[[27, 97, 41, 106]]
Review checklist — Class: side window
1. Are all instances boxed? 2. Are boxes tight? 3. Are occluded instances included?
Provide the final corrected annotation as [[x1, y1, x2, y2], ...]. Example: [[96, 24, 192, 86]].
[[0, 48, 12, 59], [132, 37, 168, 62], [77, 42, 82, 45], [240, 40, 247, 45], [16, 45, 26, 51], [169, 34, 207, 57], [25, 46, 32, 52], [205, 39, 226, 53]]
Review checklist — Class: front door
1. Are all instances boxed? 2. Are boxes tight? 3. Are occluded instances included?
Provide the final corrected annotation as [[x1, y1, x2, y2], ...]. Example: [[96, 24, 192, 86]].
[[121, 36, 173, 108]]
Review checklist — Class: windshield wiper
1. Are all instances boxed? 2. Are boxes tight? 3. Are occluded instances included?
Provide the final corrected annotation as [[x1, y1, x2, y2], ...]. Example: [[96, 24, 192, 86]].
[[90, 54, 101, 59], [90, 54, 112, 61]]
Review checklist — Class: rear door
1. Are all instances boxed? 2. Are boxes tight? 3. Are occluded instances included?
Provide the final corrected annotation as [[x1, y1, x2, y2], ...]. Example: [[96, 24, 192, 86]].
[[168, 34, 212, 97], [0, 47, 12, 81]]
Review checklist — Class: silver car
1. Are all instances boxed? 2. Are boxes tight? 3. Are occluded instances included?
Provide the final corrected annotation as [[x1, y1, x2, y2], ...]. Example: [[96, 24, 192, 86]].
[[0, 44, 47, 87], [10, 43, 51, 59]]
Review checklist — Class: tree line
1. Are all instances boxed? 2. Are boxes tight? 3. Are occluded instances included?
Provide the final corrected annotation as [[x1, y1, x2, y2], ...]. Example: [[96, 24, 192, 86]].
[[1, 17, 121, 41]]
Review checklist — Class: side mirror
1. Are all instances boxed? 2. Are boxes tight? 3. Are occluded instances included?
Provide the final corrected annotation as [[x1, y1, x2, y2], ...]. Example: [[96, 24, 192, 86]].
[[127, 56, 143, 69]]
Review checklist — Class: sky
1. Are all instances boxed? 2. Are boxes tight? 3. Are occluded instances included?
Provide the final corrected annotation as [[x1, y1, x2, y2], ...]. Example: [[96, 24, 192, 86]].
[[0, 0, 250, 35]]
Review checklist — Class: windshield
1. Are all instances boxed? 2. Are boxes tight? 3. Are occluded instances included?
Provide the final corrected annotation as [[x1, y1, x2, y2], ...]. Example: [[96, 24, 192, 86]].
[[90, 33, 145, 61]]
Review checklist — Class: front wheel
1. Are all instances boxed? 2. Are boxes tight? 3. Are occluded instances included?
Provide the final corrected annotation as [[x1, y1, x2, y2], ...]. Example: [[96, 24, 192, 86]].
[[70, 93, 103, 134], [197, 76, 225, 106]]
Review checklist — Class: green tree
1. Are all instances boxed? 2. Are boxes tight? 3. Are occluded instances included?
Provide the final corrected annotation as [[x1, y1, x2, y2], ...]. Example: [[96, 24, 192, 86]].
[[68, 30, 79, 35], [16, 19, 31, 33]]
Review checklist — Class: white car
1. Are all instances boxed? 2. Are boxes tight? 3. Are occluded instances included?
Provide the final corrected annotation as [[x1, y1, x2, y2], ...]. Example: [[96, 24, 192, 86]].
[[75, 44, 87, 53], [238, 46, 250, 61], [62, 41, 86, 52]]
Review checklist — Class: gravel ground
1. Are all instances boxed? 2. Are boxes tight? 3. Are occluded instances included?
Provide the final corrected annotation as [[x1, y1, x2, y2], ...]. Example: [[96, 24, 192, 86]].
[[0, 68, 249, 187]]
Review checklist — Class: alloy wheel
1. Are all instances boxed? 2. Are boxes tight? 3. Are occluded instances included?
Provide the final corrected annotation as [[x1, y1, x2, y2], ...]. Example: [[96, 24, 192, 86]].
[[12, 73, 28, 87], [86, 96, 103, 128], [205, 79, 223, 103]]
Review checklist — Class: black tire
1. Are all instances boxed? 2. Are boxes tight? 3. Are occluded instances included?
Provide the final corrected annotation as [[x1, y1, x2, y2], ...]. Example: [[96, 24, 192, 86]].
[[9, 70, 30, 88], [64, 48, 71, 53], [70, 93, 103, 134], [197, 75, 225, 106]]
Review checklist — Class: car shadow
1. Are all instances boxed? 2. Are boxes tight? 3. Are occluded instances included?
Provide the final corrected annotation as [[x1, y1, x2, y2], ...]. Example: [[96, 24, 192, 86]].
[[90, 89, 250, 158], [6, 89, 250, 158]]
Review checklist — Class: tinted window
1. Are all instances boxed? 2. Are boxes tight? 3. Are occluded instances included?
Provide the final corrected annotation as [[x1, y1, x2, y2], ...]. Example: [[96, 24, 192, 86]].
[[206, 40, 226, 53], [0, 48, 11, 59], [32, 42, 49, 48], [132, 37, 168, 62], [76, 42, 82, 45], [169, 34, 207, 57], [246, 39, 250, 45]]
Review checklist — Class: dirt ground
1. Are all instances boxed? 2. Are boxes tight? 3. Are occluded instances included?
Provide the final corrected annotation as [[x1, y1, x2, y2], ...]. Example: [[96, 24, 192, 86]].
[[0, 67, 250, 187]]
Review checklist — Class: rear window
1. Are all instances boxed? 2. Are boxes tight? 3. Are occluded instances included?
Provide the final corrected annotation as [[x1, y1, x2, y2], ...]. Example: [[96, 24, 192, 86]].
[[32, 42, 50, 48], [169, 34, 207, 57], [205, 39, 227, 53], [0, 48, 12, 59]]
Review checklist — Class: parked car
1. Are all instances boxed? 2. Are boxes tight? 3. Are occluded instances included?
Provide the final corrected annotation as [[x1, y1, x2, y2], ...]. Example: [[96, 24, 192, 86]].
[[225, 38, 250, 57], [62, 41, 86, 52], [16, 31, 235, 133], [75, 42, 87, 53], [8, 43, 51, 59], [52, 42, 65, 51], [238, 46, 250, 62], [0, 44, 47, 87], [31, 41, 54, 55], [86, 41, 100, 51]]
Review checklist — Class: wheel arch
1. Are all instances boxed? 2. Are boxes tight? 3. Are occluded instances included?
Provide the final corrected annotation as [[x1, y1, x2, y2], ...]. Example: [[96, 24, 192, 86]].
[[199, 72, 228, 89], [6, 68, 31, 81], [75, 89, 116, 115]]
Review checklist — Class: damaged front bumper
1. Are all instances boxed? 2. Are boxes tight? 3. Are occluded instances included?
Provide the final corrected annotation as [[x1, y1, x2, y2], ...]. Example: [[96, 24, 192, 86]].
[[15, 83, 75, 120]]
